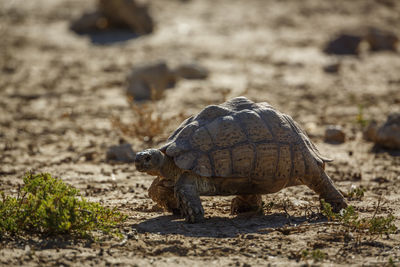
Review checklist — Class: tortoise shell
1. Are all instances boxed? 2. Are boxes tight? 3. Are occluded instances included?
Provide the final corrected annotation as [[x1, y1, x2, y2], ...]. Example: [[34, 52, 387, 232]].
[[160, 97, 329, 179]]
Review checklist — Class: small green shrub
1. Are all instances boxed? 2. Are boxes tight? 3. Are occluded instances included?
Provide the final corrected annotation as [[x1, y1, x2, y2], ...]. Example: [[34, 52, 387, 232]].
[[368, 215, 397, 235], [388, 257, 396, 267], [347, 186, 365, 200], [0, 172, 127, 238], [321, 200, 397, 236], [301, 249, 326, 262]]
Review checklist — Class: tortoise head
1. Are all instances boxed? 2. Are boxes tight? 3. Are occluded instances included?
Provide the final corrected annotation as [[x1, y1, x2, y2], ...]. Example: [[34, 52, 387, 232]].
[[135, 149, 165, 175]]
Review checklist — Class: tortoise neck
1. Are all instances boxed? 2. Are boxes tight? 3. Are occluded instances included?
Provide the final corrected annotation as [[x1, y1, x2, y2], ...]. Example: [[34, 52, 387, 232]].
[[160, 156, 182, 181]]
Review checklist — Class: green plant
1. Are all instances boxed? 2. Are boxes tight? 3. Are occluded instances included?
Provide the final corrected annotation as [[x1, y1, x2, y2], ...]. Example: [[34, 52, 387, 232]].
[[301, 249, 326, 262], [356, 104, 368, 128], [347, 186, 365, 200], [387, 257, 396, 267], [368, 215, 397, 235], [320, 200, 397, 237], [0, 172, 127, 238]]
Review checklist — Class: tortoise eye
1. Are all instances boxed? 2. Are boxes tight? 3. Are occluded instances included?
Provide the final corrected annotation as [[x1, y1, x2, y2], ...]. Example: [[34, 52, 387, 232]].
[[145, 155, 151, 162]]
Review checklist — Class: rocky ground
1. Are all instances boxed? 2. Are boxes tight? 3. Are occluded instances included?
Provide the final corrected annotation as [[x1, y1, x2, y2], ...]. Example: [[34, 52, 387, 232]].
[[1, 0, 399, 266]]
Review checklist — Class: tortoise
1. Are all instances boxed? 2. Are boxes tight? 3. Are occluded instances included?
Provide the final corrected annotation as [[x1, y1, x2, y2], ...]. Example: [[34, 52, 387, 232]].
[[135, 97, 347, 223]]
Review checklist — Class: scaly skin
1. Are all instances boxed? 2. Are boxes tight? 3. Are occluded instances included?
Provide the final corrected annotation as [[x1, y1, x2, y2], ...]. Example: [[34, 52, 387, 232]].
[[148, 177, 180, 215]]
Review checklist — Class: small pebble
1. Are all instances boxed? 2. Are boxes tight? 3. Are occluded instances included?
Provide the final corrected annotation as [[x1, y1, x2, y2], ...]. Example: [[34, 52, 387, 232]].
[[323, 62, 341, 74], [106, 143, 136, 163], [374, 112, 400, 149], [174, 63, 209, 80], [363, 120, 378, 141], [324, 125, 346, 143], [126, 61, 176, 101]]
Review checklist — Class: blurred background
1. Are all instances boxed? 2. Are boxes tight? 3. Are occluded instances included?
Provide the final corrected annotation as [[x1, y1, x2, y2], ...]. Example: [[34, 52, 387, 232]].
[[1, 0, 400, 177], [0, 0, 400, 265]]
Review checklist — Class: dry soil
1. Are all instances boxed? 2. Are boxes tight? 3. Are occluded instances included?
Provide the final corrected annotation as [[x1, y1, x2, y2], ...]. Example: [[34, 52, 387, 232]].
[[1, 0, 400, 266]]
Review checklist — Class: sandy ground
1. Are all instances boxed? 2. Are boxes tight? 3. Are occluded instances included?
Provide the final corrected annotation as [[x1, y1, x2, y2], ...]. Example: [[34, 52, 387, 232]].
[[1, 0, 400, 266]]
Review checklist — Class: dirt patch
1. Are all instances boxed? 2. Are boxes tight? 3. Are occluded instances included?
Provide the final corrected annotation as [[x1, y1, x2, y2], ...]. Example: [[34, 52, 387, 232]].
[[1, 0, 399, 265]]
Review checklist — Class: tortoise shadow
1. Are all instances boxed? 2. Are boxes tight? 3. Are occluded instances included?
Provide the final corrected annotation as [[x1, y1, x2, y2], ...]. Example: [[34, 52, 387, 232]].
[[133, 212, 326, 238], [72, 29, 139, 45]]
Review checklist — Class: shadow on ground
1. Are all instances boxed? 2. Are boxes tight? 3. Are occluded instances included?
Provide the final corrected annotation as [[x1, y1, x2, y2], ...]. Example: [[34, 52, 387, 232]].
[[133, 213, 326, 238], [0, 235, 93, 250], [371, 145, 400, 157], [73, 30, 139, 45]]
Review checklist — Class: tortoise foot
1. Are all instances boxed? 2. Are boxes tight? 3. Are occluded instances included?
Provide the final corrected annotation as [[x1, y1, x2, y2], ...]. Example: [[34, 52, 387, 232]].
[[176, 190, 204, 223], [231, 195, 263, 215], [175, 173, 204, 223], [171, 208, 182, 216], [322, 197, 348, 213], [148, 177, 180, 215]]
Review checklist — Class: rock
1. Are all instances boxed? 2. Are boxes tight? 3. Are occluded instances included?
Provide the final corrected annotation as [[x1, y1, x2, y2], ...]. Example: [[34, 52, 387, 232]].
[[70, 0, 153, 35], [174, 63, 209, 80], [374, 112, 400, 149], [323, 62, 341, 74], [126, 62, 176, 101], [324, 27, 399, 55], [98, 0, 153, 35], [70, 11, 105, 34], [363, 120, 379, 142], [126, 61, 209, 100], [106, 143, 136, 163], [324, 125, 346, 144], [365, 27, 398, 52], [324, 34, 364, 55]]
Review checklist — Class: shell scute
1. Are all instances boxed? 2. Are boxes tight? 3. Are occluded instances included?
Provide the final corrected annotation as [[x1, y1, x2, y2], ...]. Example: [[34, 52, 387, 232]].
[[211, 149, 232, 177], [195, 105, 230, 121], [190, 126, 213, 152], [175, 151, 197, 170], [193, 153, 213, 177], [253, 143, 278, 180], [256, 108, 295, 143], [231, 143, 254, 177], [293, 146, 305, 178], [235, 110, 273, 142], [206, 116, 247, 147], [276, 145, 292, 181], [220, 96, 260, 111]]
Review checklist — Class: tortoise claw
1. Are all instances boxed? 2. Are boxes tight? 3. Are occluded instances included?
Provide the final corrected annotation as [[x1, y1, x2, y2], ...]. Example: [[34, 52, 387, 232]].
[[176, 190, 204, 223], [175, 173, 205, 223], [322, 197, 348, 213]]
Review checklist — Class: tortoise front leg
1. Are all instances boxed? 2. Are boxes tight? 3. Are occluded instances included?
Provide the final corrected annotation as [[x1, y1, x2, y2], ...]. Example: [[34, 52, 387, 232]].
[[175, 172, 204, 223], [231, 194, 263, 215], [148, 177, 180, 215], [315, 171, 347, 212], [303, 170, 347, 212]]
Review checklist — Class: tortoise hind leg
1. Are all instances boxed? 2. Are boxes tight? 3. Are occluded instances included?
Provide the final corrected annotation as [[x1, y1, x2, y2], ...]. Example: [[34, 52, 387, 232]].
[[230, 194, 263, 215], [302, 169, 347, 212], [175, 172, 205, 223]]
